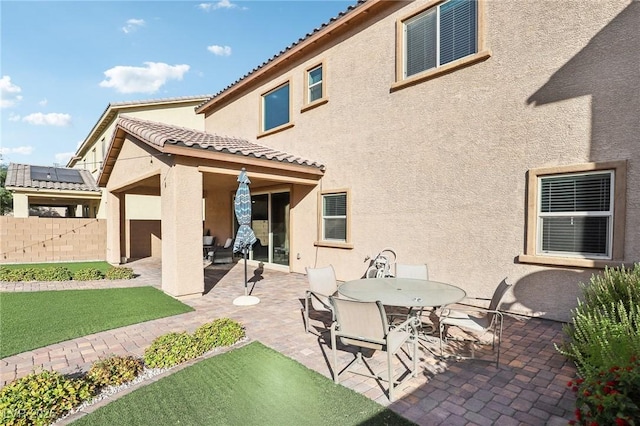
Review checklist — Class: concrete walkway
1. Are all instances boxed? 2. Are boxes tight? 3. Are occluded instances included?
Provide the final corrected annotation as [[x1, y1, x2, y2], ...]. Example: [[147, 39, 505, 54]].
[[1, 258, 577, 425]]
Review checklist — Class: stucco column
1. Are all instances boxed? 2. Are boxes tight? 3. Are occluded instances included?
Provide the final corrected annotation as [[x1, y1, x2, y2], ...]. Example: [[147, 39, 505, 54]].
[[161, 162, 204, 298], [12, 193, 29, 218], [105, 191, 123, 264]]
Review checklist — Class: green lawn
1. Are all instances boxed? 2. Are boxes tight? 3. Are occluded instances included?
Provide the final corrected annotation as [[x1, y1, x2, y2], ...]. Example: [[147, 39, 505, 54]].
[[0, 261, 114, 274], [73, 342, 414, 426], [0, 287, 194, 358]]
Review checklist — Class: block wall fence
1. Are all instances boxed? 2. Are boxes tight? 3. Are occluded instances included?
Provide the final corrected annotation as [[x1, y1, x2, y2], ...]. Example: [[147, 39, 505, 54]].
[[0, 217, 106, 264]]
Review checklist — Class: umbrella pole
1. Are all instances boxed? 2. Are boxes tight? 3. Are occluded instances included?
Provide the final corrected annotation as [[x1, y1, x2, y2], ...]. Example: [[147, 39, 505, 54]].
[[244, 246, 248, 296]]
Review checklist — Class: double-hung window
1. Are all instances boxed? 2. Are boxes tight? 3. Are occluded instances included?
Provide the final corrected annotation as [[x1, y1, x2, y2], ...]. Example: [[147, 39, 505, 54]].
[[307, 64, 323, 103], [261, 81, 290, 133], [520, 161, 627, 268], [321, 191, 348, 242], [538, 172, 613, 258]]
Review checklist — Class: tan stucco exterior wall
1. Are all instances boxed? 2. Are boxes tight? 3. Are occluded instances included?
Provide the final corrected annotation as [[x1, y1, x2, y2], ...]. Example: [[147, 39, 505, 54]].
[[201, 0, 639, 321], [0, 217, 106, 264]]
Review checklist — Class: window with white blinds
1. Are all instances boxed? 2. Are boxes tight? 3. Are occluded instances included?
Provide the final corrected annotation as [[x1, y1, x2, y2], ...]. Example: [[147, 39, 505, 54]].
[[404, 0, 477, 78], [538, 171, 613, 258], [322, 192, 347, 241]]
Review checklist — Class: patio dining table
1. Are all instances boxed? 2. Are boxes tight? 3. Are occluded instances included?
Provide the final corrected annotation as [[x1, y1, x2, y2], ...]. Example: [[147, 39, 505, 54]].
[[338, 277, 466, 309]]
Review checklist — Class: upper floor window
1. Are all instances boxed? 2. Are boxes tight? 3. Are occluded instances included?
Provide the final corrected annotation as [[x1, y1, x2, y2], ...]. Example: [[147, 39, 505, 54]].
[[403, 0, 477, 79], [307, 64, 323, 103], [519, 161, 627, 268], [91, 148, 97, 172], [261, 81, 290, 133]]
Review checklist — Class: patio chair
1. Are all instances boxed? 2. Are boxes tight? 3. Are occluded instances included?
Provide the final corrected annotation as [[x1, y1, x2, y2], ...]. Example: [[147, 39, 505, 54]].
[[329, 296, 418, 402], [438, 278, 513, 367], [388, 263, 430, 325], [304, 265, 339, 334], [211, 238, 234, 264]]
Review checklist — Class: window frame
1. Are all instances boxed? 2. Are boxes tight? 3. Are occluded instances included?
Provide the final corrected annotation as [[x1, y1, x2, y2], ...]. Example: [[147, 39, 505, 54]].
[[302, 61, 328, 112], [519, 161, 627, 268], [315, 189, 353, 249], [259, 79, 294, 137], [392, 0, 491, 91]]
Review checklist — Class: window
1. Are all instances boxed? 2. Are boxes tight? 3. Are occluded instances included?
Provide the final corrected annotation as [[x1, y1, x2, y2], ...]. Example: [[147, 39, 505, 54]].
[[91, 148, 97, 172], [394, 0, 489, 89], [405, 0, 476, 78], [261, 81, 291, 133], [307, 65, 323, 103], [101, 137, 106, 169], [317, 190, 351, 247], [539, 172, 612, 257], [520, 161, 627, 268]]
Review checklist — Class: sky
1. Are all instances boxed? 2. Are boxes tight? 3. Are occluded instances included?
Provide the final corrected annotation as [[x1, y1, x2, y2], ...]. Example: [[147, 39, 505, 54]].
[[0, 0, 355, 167]]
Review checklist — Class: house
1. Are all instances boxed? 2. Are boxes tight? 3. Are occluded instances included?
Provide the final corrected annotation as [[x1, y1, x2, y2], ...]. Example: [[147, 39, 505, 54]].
[[5, 163, 101, 218], [67, 95, 211, 260], [98, 0, 639, 321]]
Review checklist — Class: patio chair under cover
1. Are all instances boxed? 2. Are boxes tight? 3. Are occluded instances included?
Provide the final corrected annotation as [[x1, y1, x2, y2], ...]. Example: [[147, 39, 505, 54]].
[[329, 296, 419, 402]]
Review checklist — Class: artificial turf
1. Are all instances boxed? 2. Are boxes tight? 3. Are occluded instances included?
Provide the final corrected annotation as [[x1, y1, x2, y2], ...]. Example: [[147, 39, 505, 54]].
[[0, 286, 194, 358], [72, 341, 415, 426]]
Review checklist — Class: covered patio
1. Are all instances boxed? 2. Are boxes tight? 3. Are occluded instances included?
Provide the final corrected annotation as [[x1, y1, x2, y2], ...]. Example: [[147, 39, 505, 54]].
[[98, 116, 324, 299], [2, 258, 577, 424]]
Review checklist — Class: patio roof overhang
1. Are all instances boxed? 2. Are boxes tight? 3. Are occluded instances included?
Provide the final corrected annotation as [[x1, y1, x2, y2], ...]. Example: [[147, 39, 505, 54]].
[[98, 116, 325, 189]]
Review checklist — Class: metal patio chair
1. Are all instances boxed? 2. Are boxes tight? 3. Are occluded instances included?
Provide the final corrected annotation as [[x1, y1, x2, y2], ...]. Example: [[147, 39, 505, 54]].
[[438, 278, 513, 366], [329, 296, 419, 402]]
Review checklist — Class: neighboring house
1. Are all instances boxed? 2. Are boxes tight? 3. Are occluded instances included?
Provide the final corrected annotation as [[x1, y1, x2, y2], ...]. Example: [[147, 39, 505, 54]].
[[5, 163, 101, 218], [67, 95, 211, 260], [99, 0, 639, 322]]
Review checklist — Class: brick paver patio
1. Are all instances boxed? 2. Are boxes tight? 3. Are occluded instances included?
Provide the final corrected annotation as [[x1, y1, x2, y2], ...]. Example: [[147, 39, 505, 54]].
[[0, 258, 577, 425]]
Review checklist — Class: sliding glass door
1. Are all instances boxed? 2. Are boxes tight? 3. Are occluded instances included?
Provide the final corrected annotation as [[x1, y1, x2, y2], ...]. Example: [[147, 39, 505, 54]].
[[235, 191, 289, 265]]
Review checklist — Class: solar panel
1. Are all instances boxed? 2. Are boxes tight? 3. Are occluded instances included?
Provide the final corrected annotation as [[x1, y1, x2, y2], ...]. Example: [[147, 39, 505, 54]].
[[30, 166, 85, 184]]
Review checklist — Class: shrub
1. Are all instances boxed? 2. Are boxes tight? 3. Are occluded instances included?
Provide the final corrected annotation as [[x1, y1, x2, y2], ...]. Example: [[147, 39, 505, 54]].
[[86, 355, 144, 387], [73, 267, 105, 281], [194, 318, 245, 354], [144, 332, 201, 368], [35, 266, 72, 281], [105, 266, 135, 280], [568, 355, 640, 426], [0, 267, 38, 282], [557, 264, 640, 378], [0, 370, 94, 426]]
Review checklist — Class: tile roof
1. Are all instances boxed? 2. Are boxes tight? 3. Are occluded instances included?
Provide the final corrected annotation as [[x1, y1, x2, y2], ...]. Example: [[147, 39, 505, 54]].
[[5, 163, 101, 192], [116, 115, 325, 170]]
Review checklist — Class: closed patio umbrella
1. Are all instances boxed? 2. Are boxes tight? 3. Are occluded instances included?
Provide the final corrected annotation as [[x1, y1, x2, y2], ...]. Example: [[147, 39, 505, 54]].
[[232, 168, 259, 306]]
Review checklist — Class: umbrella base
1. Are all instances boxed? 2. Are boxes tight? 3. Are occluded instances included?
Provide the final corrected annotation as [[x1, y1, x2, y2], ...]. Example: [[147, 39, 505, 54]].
[[233, 295, 260, 306]]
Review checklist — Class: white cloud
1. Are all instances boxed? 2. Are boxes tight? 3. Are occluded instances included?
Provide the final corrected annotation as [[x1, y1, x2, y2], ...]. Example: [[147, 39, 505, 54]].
[[55, 152, 75, 164], [198, 0, 237, 11], [38, 98, 48, 107], [122, 18, 145, 34], [207, 45, 232, 56], [99, 62, 190, 94], [0, 75, 23, 108], [22, 112, 72, 126], [8, 113, 21, 122], [0, 146, 34, 155]]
